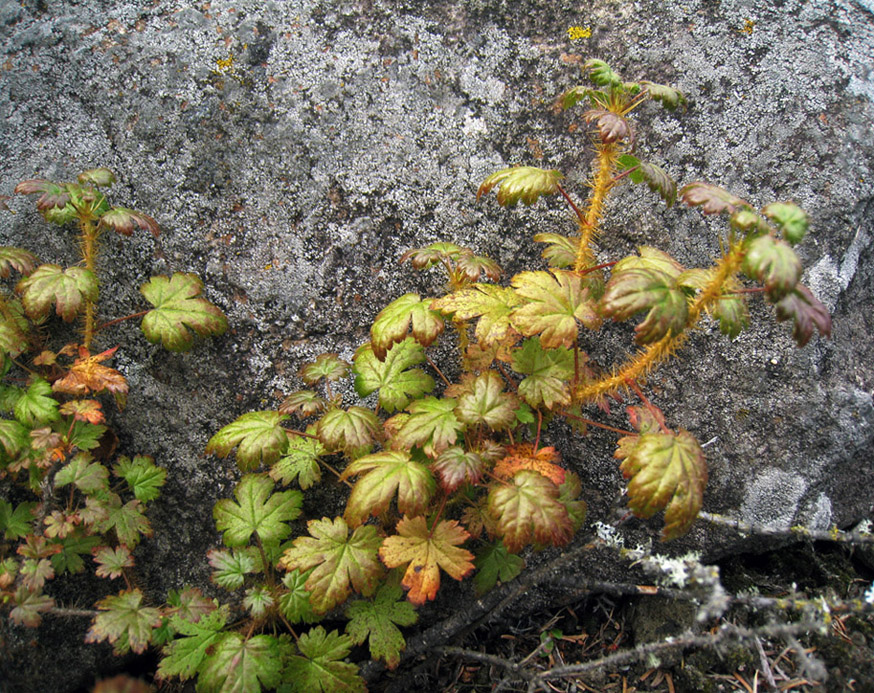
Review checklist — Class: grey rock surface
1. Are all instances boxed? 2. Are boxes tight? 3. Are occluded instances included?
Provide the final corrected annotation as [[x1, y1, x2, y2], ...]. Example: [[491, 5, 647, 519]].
[[0, 0, 872, 690]]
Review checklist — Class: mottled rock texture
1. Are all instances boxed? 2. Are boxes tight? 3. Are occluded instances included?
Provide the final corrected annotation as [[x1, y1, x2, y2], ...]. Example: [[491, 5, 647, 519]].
[[0, 0, 872, 690]]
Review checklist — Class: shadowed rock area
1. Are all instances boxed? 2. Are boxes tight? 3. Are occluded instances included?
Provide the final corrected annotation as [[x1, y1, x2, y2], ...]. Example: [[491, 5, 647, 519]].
[[0, 0, 872, 690]]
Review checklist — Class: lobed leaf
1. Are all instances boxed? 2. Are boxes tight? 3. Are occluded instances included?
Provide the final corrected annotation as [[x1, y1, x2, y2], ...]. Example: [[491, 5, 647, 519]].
[[157, 606, 229, 681], [52, 346, 129, 406], [370, 292, 444, 360], [392, 396, 463, 458], [206, 411, 290, 471], [616, 430, 707, 541], [345, 583, 417, 670], [0, 500, 35, 539], [15, 179, 71, 212], [77, 168, 116, 188], [584, 59, 622, 88], [55, 452, 109, 494], [301, 353, 350, 385], [270, 433, 325, 490], [317, 406, 380, 452], [510, 338, 574, 410], [279, 390, 326, 418], [493, 443, 566, 486], [86, 589, 162, 655], [455, 251, 502, 283], [10, 586, 54, 627], [616, 155, 677, 207], [114, 455, 166, 502], [16, 264, 98, 322], [742, 234, 801, 300], [639, 80, 687, 111], [680, 182, 751, 216], [431, 446, 485, 493], [197, 632, 287, 693], [762, 201, 809, 245], [14, 378, 60, 426], [561, 85, 600, 110], [0, 247, 38, 278], [353, 338, 435, 413], [97, 494, 152, 548], [487, 470, 574, 552], [0, 298, 30, 358], [511, 269, 601, 348], [140, 272, 227, 351], [712, 291, 750, 339], [213, 474, 302, 547], [207, 547, 258, 590], [532, 233, 579, 269], [600, 267, 689, 344], [476, 166, 563, 207], [584, 109, 632, 143], [400, 242, 463, 270], [431, 283, 522, 348], [280, 516, 383, 613], [341, 450, 435, 527], [93, 545, 134, 579], [454, 371, 519, 430], [473, 540, 525, 596], [283, 627, 366, 693], [98, 207, 159, 237], [379, 516, 475, 605], [280, 569, 320, 624]]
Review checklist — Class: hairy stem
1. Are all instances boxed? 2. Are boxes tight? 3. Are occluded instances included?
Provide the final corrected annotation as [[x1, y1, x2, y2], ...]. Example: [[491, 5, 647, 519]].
[[574, 141, 620, 272], [79, 214, 100, 349], [576, 243, 746, 402]]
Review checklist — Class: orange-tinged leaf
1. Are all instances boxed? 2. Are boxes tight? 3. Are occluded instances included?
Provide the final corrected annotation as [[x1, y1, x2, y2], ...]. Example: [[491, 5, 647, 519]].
[[52, 347, 129, 406], [616, 430, 707, 541], [16, 264, 98, 322], [280, 516, 383, 613], [59, 399, 105, 424], [340, 451, 435, 527], [493, 443, 566, 486], [370, 293, 444, 360], [379, 516, 474, 605], [488, 470, 573, 553], [511, 270, 601, 348]]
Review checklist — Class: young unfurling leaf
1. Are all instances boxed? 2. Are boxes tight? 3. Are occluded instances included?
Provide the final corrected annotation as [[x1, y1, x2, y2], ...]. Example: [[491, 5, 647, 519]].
[[280, 516, 383, 613], [16, 264, 98, 322], [345, 583, 418, 670], [615, 429, 707, 541], [477, 166, 563, 207], [340, 450, 435, 527], [140, 272, 227, 351], [431, 284, 522, 348], [742, 234, 801, 300], [379, 516, 475, 605], [213, 474, 302, 547], [511, 270, 601, 348], [584, 59, 623, 88], [639, 80, 687, 111], [487, 470, 574, 553], [616, 155, 677, 207], [774, 283, 832, 347], [284, 627, 366, 693], [353, 339, 435, 413], [400, 242, 463, 270], [206, 411, 290, 470], [761, 202, 809, 245], [77, 167, 116, 188], [584, 109, 632, 143], [370, 292, 444, 360], [86, 589, 162, 655]]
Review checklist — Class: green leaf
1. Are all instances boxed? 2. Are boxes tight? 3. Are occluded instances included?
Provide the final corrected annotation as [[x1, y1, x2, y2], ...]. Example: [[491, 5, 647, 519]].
[[431, 446, 485, 493], [50, 533, 101, 574], [279, 569, 320, 624], [600, 267, 689, 344], [0, 418, 29, 461], [0, 500, 35, 539], [283, 627, 365, 693], [762, 202, 809, 245], [712, 292, 749, 339], [345, 584, 417, 670], [300, 353, 350, 385], [244, 586, 276, 618], [279, 390, 326, 418], [473, 540, 525, 596], [488, 470, 574, 553], [86, 589, 162, 655], [213, 474, 302, 547], [639, 80, 687, 111], [317, 406, 380, 452], [616, 155, 677, 207], [77, 167, 116, 188], [157, 606, 229, 681], [340, 450, 435, 527], [353, 338, 435, 413], [207, 547, 258, 590], [557, 470, 587, 532], [54, 452, 109, 494], [198, 633, 287, 693], [15, 179, 71, 212], [0, 247, 38, 278], [532, 233, 579, 269], [742, 234, 802, 300], [140, 272, 227, 351], [370, 292, 444, 360], [114, 455, 166, 502], [476, 166, 563, 207], [16, 264, 98, 322], [166, 587, 216, 624], [454, 371, 518, 430], [98, 207, 160, 237], [612, 246, 685, 278], [93, 545, 134, 579], [584, 59, 623, 87], [510, 338, 574, 410], [393, 396, 462, 458], [98, 493, 153, 548], [379, 516, 475, 605], [270, 434, 325, 490], [0, 298, 30, 358], [616, 430, 707, 541], [10, 586, 54, 627], [431, 284, 522, 348], [511, 270, 601, 348], [206, 411, 290, 471], [561, 85, 600, 110], [774, 283, 832, 347], [280, 516, 383, 613], [679, 182, 751, 216], [14, 378, 60, 426]]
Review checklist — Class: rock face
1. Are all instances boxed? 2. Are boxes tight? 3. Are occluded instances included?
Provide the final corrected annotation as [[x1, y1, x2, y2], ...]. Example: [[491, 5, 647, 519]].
[[0, 0, 871, 690]]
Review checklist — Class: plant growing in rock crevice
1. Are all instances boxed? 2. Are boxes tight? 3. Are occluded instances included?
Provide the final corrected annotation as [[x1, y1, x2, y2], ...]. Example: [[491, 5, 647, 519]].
[[0, 169, 226, 641], [152, 59, 831, 691]]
